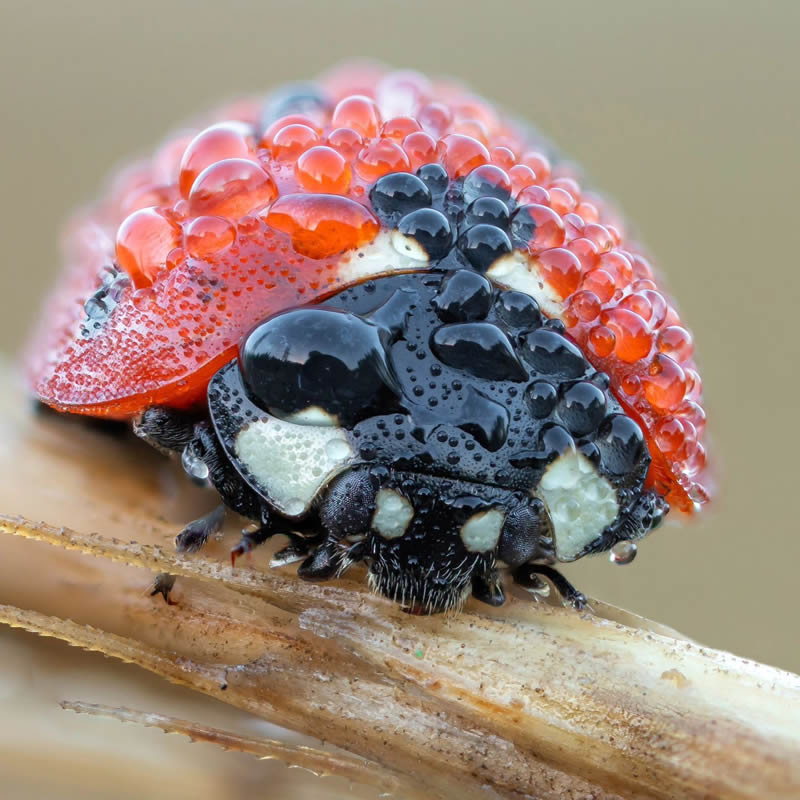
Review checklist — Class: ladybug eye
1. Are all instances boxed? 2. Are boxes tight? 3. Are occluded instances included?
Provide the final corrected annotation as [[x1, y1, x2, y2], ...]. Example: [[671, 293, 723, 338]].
[[239, 308, 398, 427]]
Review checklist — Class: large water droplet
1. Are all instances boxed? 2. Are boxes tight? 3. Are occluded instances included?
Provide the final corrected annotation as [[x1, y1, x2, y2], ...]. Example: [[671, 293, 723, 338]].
[[108, 274, 131, 302], [325, 437, 351, 460], [181, 444, 209, 485], [609, 540, 637, 565], [431, 322, 527, 381]]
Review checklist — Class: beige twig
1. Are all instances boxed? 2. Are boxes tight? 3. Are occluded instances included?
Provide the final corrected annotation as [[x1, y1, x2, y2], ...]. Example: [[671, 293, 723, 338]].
[[59, 700, 406, 795], [1, 517, 799, 799], [1, 363, 799, 799]]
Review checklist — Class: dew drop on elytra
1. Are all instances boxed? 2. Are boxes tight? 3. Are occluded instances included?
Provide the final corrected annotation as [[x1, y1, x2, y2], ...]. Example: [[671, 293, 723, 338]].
[[108, 275, 131, 302], [609, 540, 637, 565], [84, 295, 109, 320]]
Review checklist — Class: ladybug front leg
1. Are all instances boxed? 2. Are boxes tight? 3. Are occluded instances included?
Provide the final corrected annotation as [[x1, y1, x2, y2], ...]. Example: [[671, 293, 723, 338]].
[[293, 469, 379, 583], [230, 511, 317, 568], [270, 532, 319, 569], [133, 407, 231, 555], [230, 523, 274, 566], [133, 406, 198, 455], [512, 563, 588, 611], [471, 572, 506, 606], [175, 504, 226, 553], [179, 420, 267, 558]]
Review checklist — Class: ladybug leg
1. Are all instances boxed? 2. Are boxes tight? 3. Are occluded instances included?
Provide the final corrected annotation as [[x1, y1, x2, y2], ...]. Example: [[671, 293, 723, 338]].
[[175, 421, 264, 556], [175, 504, 226, 553], [150, 572, 178, 605], [271, 533, 317, 568], [512, 563, 588, 611], [291, 469, 377, 583], [133, 406, 198, 454], [231, 512, 330, 568], [297, 537, 346, 581], [230, 528, 268, 565], [230, 515, 277, 566], [294, 530, 367, 582], [471, 571, 506, 607]]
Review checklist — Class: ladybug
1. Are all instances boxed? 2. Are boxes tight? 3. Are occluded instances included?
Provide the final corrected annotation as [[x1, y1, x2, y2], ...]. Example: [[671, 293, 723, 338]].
[[28, 63, 710, 613]]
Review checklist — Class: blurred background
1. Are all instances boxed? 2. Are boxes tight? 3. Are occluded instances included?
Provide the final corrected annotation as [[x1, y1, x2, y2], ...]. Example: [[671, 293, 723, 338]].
[[0, 0, 798, 795]]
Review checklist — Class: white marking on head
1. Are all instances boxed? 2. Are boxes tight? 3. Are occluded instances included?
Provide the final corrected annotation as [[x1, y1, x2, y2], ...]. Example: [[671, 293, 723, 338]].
[[460, 509, 505, 553], [372, 488, 414, 539], [536, 450, 619, 561], [282, 405, 339, 427], [234, 417, 353, 518], [487, 251, 564, 318], [339, 231, 428, 284]]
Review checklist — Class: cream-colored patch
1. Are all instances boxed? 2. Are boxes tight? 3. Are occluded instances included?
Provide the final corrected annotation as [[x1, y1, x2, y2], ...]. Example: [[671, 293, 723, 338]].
[[372, 488, 414, 539], [234, 417, 353, 518], [282, 405, 339, 427], [460, 509, 505, 553], [339, 231, 428, 283], [389, 230, 429, 262], [536, 450, 619, 561], [486, 251, 565, 319]]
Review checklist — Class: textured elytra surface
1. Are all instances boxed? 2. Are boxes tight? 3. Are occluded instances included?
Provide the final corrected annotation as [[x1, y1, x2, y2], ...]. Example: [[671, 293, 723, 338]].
[[209, 273, 652, 586], [28, 62, 708, 510]]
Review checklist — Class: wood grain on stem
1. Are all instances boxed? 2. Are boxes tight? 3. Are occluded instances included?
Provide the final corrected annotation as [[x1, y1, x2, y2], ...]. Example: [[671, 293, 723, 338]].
[[0, 363, 798, 799]]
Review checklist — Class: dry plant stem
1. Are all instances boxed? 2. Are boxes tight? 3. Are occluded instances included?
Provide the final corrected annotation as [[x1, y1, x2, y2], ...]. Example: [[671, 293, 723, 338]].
[[60, 701, 404, 795], [2, 518, 800, 800], [1, 367, 799, 800], [0, 513, 698, 638]]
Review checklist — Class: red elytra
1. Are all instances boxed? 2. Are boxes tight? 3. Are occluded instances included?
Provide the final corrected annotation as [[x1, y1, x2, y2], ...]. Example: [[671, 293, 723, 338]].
[[28, 62, 710, 513]]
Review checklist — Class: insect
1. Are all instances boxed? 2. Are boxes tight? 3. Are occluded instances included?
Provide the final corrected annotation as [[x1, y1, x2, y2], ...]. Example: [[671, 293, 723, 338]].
[[28, 63, 710, 613]]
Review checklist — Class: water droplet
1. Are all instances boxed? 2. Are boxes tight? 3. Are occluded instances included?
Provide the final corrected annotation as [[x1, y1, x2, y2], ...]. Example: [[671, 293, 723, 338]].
[[431, 322, 527, 381], [189, 158, 277, 218], [100, 266, 118, 286], [108, 274, 131, 302], [84, 294, 110, 319], [265, 193, 379, 258], [609, 540, 637, 565], [178, 122, 252, 198], [185, 215, 237, 258], [116, 207, 180, 287], [296, 145, 351, 193], [325, 437, 351, 460], [181, 444, 209, 485], [285, 497, 306, 517], [688, 484, 709, 504]]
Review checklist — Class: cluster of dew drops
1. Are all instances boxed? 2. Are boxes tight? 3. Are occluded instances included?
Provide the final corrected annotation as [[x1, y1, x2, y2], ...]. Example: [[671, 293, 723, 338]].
[[80, 65, 708, 511]]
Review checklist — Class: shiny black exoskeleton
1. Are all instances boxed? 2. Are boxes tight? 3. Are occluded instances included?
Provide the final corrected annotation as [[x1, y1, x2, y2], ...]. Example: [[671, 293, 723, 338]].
[[136, 167, 667, 613], [138, 270, 666, 612]]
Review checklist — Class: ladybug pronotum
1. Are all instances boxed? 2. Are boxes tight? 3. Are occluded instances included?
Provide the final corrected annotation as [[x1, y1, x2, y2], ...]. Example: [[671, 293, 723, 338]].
[[28, 63, 710, 613]]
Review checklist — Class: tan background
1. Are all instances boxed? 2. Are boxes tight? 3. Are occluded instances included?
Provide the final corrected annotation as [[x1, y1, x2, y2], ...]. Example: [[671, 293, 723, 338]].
[[1, 0, 798, 683]]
